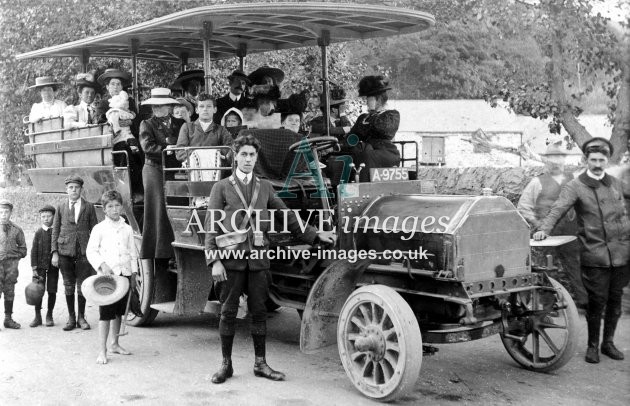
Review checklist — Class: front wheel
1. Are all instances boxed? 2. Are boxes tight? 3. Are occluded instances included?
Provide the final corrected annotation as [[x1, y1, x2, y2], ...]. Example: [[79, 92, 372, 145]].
[[337, 285, 422, 402], [500, 277, 579, 372]]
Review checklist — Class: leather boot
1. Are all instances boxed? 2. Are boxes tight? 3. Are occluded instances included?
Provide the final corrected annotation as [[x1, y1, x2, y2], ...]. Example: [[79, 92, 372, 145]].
[[585, 315, 600, 363], [601, 309, 623, 360], [30, 309, 42, 327], [3, 300, 20, 329], [77, 314, 90, 330], [45, 311, 54, 327], [63, 312, 76, 331], [253, 357, 285, 381], [211, 358, 234, 384]]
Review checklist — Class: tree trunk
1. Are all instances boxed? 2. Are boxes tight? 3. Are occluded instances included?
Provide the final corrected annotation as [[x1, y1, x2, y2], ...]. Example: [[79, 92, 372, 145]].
[[550, 28, 592, 150], [608, 23, 630, 164]]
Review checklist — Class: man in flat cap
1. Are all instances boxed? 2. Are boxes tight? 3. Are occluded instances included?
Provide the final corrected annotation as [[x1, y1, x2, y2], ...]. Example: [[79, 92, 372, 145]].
[[51, 175, 98, 331], [534, 137, 630, 364], [518, 142, 586, 308], [213, 69, 251, 125], [0, 199, 27, 329]]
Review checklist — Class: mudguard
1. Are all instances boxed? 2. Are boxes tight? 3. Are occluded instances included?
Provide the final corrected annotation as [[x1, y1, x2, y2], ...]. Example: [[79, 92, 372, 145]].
[[300, 259, 370, 353]]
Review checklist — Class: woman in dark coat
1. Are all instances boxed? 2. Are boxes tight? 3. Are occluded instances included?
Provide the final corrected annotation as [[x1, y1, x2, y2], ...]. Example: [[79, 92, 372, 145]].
[[139, 88, 185, 261], [343, 75, 400, 182]]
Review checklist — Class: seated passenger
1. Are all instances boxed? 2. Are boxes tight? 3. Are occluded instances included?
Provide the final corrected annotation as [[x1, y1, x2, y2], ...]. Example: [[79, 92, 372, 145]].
[[29, 76, 67, 122], [221, 108, 245, 137], [173, 98, 194, 124], [171, 69, 205, 121], [96, 69, 138, 125], [302, 94, 322, 129], [108, 91, 143, 201], [213, 69, 251, 125], [249, 84, 282, 129], [241, 98, 259, 128], [309, 87, 353, 137], [174, 93, 232, 163], [64, 73, 100, 128], [280, 111, 301, 134], [341, 75, 400, 182]]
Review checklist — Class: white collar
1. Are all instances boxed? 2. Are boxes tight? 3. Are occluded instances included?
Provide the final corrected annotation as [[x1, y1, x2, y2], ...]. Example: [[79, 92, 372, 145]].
[[235, 168, 253, 184], [104, 216, 126, 226], [229, 92, 241, 102], [69, 198, 80, 206], [586, 170, 605, 180], [41, 225, 50, 231]]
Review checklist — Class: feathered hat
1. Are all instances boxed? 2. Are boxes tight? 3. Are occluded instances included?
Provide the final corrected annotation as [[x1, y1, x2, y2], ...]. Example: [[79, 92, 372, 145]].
[[358, 75, 391, 97]]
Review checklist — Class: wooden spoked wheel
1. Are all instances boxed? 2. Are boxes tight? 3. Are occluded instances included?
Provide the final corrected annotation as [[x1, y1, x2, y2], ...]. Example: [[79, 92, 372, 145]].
[[501, 277, 579, 372], [337, 285, 422, 402]]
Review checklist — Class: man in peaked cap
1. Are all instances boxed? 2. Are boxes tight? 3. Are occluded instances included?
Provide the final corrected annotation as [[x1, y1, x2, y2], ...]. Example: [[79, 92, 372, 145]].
[[534, 138, 630, 364], [51, 175, 98, 331], [0, 199, 27, 329], [213, 69, 251, 125], [518, 142, 587, 308]]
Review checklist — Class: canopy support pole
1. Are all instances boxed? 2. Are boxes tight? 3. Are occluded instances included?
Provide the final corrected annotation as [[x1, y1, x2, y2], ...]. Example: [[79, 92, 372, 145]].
[[318, 30, 331, 138], [130, 38, 139, 102], [80, 49, 90, 73], [180, 52, 189, 73], [237, 43, 247, 71], [201, 21, 213, 94]]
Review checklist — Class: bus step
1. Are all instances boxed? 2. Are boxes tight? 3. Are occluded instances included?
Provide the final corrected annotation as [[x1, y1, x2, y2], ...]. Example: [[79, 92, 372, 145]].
[[150, 301, 176, 313]]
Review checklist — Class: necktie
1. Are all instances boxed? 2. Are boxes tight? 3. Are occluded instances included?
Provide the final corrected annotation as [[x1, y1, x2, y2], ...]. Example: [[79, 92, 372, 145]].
[[70, 201, 76, 223], [87, 105, 94, 124], [242, 175, 248, 185]]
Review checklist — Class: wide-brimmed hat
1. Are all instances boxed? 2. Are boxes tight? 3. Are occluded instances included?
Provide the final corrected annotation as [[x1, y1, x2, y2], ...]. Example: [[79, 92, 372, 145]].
[[142, 88, 179, 105], [97, 69, 132, 87], [358, 75, 391, 97], [81, 274, 129, 306], [582, 137, 614, 156], [540, 142, 569, 156], [175, 97, 194, 113], [0, 199, 13, 211], [227, 69, 251, 86], [64, 175, 84, 186], [248, 66, 285, 86], [75, 73, 100, 93], [29, 76, 63, 91], [172, 69, 205, 88]]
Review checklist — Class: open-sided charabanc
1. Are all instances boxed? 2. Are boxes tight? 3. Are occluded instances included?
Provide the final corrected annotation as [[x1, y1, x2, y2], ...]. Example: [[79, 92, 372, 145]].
[[17, 2, 579, 401]]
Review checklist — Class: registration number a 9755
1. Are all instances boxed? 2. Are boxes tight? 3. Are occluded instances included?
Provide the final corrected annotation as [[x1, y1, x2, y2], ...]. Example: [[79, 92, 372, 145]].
[[369, 167, 409, 182]]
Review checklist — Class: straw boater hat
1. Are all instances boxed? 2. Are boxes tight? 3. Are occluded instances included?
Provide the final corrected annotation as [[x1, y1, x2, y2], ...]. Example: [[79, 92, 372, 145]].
[[227, 69, 251, 86], [97, 68, 132, 87], [172, 69, 205, 88], [142, 88, 179, 105], [248, 66, 285, 86], [81, 274, 129, 306], [358, 75, 392, 97], [540, 142, 569, 156], [29, 76, 63, 91]]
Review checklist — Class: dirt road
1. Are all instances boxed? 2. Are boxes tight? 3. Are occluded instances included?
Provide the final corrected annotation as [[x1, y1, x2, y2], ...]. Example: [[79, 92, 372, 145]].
[[1, 242, 628, 406]]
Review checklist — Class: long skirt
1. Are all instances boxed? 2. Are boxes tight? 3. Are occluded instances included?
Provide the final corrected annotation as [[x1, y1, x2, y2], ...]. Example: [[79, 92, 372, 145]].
[[140, 162, 174, 259]]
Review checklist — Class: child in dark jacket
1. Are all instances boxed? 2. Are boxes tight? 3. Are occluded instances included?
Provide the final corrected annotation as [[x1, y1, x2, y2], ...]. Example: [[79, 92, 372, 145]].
[[30, 205, 59, 327], [0, 199, 27, 330]]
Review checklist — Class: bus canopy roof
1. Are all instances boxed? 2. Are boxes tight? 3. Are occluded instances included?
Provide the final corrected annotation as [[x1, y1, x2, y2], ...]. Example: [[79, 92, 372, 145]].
[[16, 2, 435, 63]]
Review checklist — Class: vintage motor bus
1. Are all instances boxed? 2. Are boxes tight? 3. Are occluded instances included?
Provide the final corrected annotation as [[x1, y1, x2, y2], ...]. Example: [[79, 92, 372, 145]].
[[17, 2, 578, 401]]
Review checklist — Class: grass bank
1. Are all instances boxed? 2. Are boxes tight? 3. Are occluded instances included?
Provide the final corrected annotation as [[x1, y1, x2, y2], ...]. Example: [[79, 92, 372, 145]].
[[0, 185, 64, 231]]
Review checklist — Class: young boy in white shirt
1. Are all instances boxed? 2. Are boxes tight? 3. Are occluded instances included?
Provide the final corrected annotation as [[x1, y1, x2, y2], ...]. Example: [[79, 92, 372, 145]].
[[86, 190, 138, 364]]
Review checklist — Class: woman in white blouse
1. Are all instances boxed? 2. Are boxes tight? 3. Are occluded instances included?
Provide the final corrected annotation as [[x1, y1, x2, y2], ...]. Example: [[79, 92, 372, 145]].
[[28, 76, 67, 122]]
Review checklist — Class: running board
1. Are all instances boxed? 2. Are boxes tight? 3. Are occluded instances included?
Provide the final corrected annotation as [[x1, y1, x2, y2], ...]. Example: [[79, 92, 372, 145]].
[[150, 300, 221, 315]]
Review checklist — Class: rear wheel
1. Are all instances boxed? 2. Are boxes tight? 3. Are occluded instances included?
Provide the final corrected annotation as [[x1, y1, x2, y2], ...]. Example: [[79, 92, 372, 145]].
[[337, 285, 422, 402], [126, 258, 158, 326], [501, 277, 579, 372]]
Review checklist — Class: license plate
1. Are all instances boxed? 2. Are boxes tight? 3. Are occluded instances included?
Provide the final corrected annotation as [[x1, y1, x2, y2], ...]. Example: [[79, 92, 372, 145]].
[[369, 167, 409, 182]]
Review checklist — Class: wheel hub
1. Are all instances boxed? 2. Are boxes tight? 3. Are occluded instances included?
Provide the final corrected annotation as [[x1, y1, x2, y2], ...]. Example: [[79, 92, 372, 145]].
[[354, 325, 386, 361]]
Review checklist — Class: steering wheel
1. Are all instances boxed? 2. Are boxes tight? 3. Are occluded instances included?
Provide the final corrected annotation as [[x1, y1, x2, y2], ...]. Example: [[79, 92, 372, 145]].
[[288, 136, 339, 153]]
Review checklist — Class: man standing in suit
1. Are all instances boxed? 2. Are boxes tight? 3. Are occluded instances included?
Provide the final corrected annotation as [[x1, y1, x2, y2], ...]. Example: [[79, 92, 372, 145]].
[[51, 175, 98, 331], [213, 69, 250, 125], [205, 134, 336, 384]]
